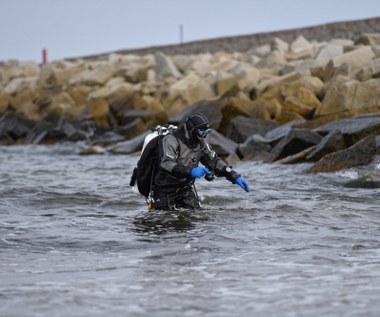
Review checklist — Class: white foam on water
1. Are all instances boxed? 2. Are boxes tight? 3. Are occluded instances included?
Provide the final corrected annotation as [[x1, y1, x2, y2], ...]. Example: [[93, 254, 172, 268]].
[[335, 169, 359, 179]]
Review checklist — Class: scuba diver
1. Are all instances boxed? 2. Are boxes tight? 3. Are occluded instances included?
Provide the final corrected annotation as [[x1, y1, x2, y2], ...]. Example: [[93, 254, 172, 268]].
[[151, 113, 250, 210]]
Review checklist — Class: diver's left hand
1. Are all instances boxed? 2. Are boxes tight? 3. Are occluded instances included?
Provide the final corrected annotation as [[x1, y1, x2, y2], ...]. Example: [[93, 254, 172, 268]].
[[236, 176, 250, 192]]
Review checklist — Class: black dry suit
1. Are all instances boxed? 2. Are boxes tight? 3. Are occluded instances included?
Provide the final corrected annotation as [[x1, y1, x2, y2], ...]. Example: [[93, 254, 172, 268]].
[[152, 114, 240, 210]]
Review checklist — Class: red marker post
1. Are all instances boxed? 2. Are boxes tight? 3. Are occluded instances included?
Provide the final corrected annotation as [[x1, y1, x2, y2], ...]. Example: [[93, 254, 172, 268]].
[[42, 48, 48, 64]]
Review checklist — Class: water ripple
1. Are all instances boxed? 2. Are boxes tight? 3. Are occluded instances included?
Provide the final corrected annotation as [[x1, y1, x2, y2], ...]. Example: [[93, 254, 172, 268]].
[[1, 146, 380, 317]]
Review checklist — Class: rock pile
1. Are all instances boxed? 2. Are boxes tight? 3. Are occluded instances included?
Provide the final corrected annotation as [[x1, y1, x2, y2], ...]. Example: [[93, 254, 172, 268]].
[[1, 18, 380, 174]]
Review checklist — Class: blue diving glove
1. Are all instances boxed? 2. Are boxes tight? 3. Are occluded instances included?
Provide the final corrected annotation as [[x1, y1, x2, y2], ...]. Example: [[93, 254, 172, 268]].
[[191, 166, 210, 179], [236, 176, 250, 192]]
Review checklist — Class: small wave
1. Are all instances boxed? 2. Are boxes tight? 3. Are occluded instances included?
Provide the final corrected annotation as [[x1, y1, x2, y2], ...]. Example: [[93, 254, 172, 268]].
[[335, 169, 359, 179]]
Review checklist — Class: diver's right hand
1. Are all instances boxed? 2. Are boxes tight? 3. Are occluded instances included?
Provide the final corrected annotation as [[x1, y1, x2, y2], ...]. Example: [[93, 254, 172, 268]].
[[191, 166, 210, 179]]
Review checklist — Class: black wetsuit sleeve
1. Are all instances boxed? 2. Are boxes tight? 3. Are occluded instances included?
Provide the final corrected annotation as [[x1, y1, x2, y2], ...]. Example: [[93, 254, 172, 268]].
[[200, 141, 240, 183]]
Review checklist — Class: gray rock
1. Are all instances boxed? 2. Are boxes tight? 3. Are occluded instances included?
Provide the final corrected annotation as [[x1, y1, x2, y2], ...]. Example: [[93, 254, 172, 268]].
[[0, 111, 34, 143], [168, 99, 225, 129], [314, 115, 380, 145], [108, 130, 150, 154], [306, 129, 347, 162], [307, 135, 376, 174], [207, 130, 237, 158], [270, 128, 322, 162], [274, 145, 316, 165], [265, 119, 305, 144], [226, 116, 279, 143], [237, 134, 271, 162], [344, 173, 380, 188]]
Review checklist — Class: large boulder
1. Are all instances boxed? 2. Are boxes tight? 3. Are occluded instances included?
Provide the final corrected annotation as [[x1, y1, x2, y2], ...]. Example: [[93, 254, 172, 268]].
[[0, 92, 10, 113], [237, 134, 272, 162], [307, 135, 376, 173], [9, 85, 40, 120], [226, 116, 279, 143], [162, 72, 215, 114], [40, 91, 80, 119], [314, 114, 380, 145], [306, 129, 347, 161], [0, 111, 34, 144], [315, 76, 380, 118], [206, 130, 238, 158], [270, 128, 322, 162], [265, 119, 306, 144], [282, 95, 318, 119], [315, 43, 344, 65], [39, 61, 85, 87], [324, 46, 375, 80], [118, 109, 167, 128], [155, 52, 182, 81], [69, 62, 117, 86], [115, 117, 147, 140], [286, 35, 314, 60], [0, 60, 40, 86], [274, 146, 316, 165], [168, 99, 224, 129], [355, 58, 380, 81], [354, 33, 380, 46], [108, 130, 151, 154]]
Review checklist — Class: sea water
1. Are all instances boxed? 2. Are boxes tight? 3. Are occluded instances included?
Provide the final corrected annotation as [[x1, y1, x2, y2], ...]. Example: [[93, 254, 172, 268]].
[[1, 143, 380, 317]]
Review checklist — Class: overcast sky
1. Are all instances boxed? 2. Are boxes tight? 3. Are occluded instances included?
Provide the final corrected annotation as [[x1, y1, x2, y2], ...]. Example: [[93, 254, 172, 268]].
[[0, 0, 379, 62]]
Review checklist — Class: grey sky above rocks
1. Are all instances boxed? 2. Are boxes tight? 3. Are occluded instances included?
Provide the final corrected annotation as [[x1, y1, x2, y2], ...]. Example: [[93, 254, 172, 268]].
[[0, 0, 379, 62]]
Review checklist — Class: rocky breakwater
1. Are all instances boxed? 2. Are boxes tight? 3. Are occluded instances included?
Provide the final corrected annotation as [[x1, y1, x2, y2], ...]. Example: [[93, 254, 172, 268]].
[[1, 19, 380, 184]]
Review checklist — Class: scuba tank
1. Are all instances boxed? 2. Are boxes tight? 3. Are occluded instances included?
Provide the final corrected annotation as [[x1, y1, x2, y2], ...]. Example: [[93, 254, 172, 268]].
[[130, 125, 178, 209]]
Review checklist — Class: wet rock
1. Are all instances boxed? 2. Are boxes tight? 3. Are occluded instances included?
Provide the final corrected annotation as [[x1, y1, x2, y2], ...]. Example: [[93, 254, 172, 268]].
[[226, 116, 279, 143], [237, 134, 272, 162], [344, 173, 380, 188], [115, 117, 147, 140], [91, 131, 125, 146], [207, 130, 237, 158], [314, 114, 380, 145], [377, 135, 380, 154], [26, 120, 58, 144], [265, 119, 306, 144], [306, 129, 347, 161], [108, 130, 151, 154], [270, 128, 322, 162], [307, 135, 376, 174], [274, 145, 316, 164], [80, 145, 107, 155], [25, 117, 91, 144], [61, 122, 91, 142], [225, 152, 241, 166], [0, 111, 34, 144]]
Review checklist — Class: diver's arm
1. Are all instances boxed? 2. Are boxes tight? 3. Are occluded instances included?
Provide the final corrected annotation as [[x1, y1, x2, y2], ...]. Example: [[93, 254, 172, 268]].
[[159, 135, 192, 178], [200, 142, 240, 184]]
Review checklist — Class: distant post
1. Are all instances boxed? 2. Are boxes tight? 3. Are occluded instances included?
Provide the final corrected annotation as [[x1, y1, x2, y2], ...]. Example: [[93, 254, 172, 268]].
[[42, 48, 48, 64], [179, 24, 183, 44]]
